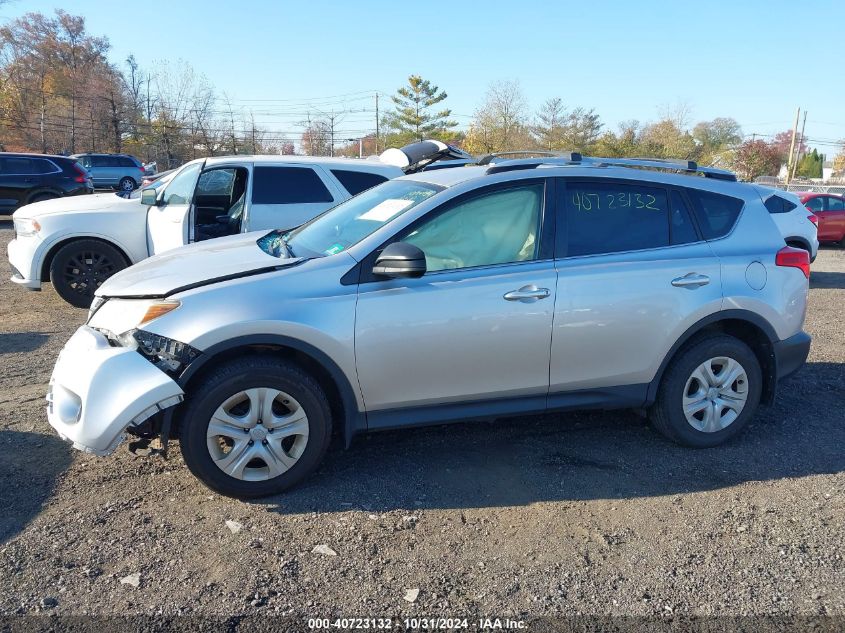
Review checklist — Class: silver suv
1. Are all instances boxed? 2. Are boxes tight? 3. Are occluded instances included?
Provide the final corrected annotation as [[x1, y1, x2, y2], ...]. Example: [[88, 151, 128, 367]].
[[47, 155, 812, 498]]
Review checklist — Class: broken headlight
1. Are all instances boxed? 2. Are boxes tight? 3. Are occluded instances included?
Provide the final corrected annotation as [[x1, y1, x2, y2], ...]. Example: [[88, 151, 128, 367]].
[[118, 329, 200, 372]]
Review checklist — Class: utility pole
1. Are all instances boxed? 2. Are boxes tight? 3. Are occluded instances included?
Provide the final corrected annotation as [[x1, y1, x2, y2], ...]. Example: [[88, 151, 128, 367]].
[[329, 112, 335, 157], [791, 110, 807, 182], [375, 92, 380, 153], [785, 107, 800, 185]]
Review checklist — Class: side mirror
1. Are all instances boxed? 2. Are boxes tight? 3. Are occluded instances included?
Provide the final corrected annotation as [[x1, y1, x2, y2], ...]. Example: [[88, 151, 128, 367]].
[[372, 242, 426, 279], [140, 187, 159, 206]]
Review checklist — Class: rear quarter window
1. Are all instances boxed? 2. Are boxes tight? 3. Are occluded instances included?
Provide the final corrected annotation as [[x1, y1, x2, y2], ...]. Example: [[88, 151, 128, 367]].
[[252, 166, 334, 204], [763, 195, 797, 214], [686, 190, 744, 239], [330, 169, 389, 196]]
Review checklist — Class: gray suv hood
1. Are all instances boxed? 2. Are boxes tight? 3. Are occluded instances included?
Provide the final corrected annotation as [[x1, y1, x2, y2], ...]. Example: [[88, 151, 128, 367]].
[[97, 232, 298, 299]]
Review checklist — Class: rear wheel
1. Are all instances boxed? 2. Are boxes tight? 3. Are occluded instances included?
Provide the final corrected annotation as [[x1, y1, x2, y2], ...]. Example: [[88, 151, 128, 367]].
[[179, 357, 332, 498], [28, 192, 58, 204], [118, 177, 136, 192], [49, 239, 128, 308], [649, 335, 762, 447]]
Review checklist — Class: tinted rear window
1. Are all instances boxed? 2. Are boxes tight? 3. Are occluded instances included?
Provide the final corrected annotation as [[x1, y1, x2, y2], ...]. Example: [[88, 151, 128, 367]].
[[764, 194, 797, 214], [118, 156, 137, 167], [563, 182, 671, 256], [0, 156, 37, 174], [686, 190, 744, 239], [252, 166, 334, 204], [330, 169, 389, 196]]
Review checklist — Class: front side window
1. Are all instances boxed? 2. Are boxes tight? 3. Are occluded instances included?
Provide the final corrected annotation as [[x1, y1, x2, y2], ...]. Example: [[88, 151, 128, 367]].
[[284, 180, 441, 257], [403, 184, 543, 272], [252, 166, 334, 204], [196, 169, 236, 197], [161, 162, 202, 206], [563, 182, 670, 256]]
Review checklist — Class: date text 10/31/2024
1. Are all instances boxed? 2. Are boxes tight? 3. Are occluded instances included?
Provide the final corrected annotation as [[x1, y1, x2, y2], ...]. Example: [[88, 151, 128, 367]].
[[307, 617, 527, 630]]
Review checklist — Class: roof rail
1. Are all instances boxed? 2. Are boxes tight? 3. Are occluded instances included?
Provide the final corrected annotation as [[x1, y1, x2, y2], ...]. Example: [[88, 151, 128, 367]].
[[484, 153, 736, 181], [477, 150, 581, 166]]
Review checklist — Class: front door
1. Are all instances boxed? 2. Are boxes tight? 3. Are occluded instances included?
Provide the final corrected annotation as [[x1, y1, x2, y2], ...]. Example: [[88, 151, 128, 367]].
[[354, 181, 557, 425], [146, 161, 203, 255], [549, 180, 723, 403]]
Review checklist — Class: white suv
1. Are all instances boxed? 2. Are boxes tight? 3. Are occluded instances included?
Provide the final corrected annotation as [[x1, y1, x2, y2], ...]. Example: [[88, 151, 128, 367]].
[[756, 187, 819, 261], [9, 142, 470, 308]]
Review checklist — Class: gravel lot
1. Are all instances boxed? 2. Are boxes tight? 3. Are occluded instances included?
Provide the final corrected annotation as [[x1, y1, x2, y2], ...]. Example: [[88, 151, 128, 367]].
[[0, 217, 843, 626]]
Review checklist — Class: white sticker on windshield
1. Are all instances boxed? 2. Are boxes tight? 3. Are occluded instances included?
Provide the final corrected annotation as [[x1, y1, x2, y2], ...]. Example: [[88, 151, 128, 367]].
[[358, 198, 413, 222]]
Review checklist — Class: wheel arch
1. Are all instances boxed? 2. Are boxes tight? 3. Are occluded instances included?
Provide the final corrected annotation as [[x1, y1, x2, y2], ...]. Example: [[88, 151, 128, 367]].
[[647, 310, 779, 407], [40, 235, 132, 282], [175, 335, 365, 446]]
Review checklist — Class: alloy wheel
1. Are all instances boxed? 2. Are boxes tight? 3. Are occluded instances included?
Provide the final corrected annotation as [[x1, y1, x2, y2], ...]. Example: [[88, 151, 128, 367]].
[[63, 251, 118, 298]]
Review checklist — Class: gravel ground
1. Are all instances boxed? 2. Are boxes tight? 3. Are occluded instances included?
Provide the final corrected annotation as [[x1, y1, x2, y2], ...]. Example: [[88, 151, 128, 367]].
[[0, 217, 843, 626]]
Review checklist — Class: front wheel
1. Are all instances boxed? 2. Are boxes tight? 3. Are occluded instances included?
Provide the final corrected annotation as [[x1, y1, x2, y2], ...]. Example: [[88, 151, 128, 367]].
[[49, 239, 129, 308], [179, 357, 332, 498], [649, 335, 762, 447]]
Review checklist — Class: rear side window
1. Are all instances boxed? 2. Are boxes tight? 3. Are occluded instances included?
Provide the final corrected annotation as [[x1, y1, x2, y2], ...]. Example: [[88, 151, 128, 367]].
[[686, 190, 744, 240], [562, 182, 670, 256], [764, 194, 797, 214], [803, 197, 823, 212], [252, 166, 334, 204], [118, 156, 137, 167], [330, 169, 389, 196], [0, 157, 36, 174], [827, 196, 845, 211], [91, 155, 112, 167], [669, 191, 700, 245], [32, 159, 58, 174]]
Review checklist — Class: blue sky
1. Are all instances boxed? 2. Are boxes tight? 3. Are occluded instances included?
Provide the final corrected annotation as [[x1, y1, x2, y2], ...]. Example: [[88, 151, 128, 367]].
[[4, 0, 844, 153]]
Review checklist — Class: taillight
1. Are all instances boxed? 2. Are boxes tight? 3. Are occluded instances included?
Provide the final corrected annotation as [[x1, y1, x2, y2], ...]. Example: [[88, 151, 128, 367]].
[[71, 163, 88, 183], [807, 214, 819, 227], [776, 246, 810, 279]]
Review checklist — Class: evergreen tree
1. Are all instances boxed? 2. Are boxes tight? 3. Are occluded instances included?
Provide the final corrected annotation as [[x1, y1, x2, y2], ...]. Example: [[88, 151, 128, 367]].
[[383, 75, 457, 145]]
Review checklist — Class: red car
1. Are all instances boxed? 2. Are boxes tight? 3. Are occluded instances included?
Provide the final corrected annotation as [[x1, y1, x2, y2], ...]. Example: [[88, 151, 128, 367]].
[[798, 192, 845, 245]]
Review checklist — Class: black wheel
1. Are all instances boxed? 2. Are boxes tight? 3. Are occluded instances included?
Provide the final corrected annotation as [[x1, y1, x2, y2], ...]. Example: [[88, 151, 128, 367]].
[[49, 239, 129, 308], [28, 192, 58, 204], [118, 177, 136, 192], [179, 357, 332, 499], [649, 335, 762, 448]]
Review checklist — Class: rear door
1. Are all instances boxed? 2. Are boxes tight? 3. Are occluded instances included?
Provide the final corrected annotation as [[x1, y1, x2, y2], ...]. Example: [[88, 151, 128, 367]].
[[244, 165, 340, 232], [549, 179, 723, 403], [0, 156, 38, 211], [146, 161, 203, 255]]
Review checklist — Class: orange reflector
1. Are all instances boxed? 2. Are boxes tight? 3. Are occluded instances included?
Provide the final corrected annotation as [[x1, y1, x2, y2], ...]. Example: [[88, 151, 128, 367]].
[[139, 302, 181, 325]]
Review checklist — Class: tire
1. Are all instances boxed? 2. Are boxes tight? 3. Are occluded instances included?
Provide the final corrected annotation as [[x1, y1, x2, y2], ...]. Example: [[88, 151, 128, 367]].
[[49, 239, 129, 308], [28, 192, 58, 204], [179, 357, 332, 499], [118, 177, 136, 192], [649, 335, 762, 448]]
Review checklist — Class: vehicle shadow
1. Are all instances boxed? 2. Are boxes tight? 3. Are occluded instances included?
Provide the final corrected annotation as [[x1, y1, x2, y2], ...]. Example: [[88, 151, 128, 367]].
[[0, 332, 49, 355], [810, 271, 845, 290], [0, 430, 73, 543], [262, 361, 845, 514]]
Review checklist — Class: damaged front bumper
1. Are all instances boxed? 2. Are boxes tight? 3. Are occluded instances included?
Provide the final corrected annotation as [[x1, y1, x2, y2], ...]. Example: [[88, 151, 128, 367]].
[[47, 325, 185, 455]]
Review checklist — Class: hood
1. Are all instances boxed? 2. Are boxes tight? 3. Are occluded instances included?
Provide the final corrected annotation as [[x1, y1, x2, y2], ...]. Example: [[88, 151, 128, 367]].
[[98, 232, 301, 298], [15, 192, 139, 218]]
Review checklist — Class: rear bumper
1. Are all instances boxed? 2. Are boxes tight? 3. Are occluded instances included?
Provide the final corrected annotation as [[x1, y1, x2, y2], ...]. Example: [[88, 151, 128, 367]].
[[774, 331, 811, 380]]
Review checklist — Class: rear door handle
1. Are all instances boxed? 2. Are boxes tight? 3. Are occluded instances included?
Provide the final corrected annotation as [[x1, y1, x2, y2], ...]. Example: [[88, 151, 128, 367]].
[[503, 285, 551, 302], [671, 273, 710, 288]]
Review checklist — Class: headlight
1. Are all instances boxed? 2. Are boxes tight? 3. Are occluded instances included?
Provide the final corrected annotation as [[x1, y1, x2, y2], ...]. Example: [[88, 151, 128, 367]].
[[13, 218, 41, 237], [116, 329, 199, 372]]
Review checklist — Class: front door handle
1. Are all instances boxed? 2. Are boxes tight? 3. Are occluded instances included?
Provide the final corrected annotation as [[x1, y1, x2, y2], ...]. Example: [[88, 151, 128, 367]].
[[503, 285, 551, 302], [671, 273, 710, 288]]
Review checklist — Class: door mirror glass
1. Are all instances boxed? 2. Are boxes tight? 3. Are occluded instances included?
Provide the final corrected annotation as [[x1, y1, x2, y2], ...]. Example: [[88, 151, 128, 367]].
[[140, 188, 159, 206], [373, 242, 427, 279]]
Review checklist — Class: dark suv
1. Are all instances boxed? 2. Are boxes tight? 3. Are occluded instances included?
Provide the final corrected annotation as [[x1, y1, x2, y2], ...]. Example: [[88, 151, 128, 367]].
[[0, 153, 93, 214], [70, 153, 145, 192]]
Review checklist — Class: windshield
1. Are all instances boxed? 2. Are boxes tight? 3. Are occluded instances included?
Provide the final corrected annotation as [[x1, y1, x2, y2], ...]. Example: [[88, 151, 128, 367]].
[[282, 179, 442, 257]]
